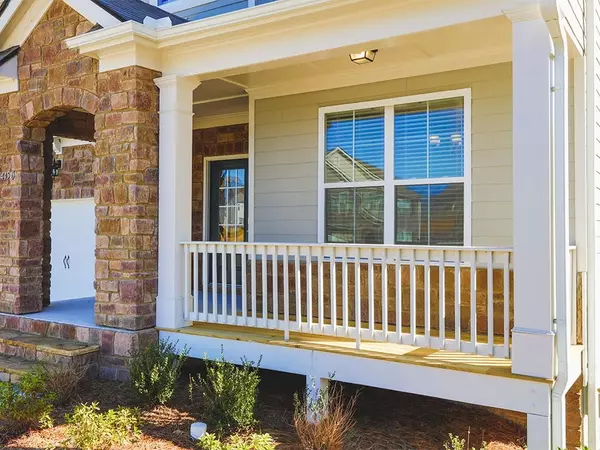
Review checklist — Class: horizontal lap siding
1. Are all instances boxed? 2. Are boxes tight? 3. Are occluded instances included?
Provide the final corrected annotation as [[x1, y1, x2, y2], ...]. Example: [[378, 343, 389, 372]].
[[253, 62, 576, 246]]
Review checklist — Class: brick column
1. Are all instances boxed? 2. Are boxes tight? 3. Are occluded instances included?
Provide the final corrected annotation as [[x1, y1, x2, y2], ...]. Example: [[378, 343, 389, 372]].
[[94, 66, 160, 330]]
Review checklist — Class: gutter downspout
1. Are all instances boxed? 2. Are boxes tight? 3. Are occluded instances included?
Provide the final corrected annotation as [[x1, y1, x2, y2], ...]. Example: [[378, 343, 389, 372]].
[[540, 1, 571, 449]]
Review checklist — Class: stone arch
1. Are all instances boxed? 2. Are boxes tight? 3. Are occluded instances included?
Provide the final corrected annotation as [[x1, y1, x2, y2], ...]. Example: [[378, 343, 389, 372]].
[[0, 0, 160, 330], [19, 103, 97, 309]]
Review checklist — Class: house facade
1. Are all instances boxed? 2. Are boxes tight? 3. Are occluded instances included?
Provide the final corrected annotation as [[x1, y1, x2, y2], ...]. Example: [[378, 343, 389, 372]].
[[0, 0, 597, 448]]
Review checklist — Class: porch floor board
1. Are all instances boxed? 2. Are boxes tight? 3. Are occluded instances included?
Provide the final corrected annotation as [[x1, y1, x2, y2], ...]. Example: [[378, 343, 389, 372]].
[[164, 323, 553, 384]]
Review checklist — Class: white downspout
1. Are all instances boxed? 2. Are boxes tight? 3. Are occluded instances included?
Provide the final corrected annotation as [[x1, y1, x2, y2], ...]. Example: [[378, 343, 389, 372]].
[[540, 1, 570, 449]]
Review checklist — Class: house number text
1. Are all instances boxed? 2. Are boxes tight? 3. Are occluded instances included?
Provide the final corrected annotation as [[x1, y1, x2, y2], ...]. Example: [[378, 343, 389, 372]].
[[0, 170, 16, 181]]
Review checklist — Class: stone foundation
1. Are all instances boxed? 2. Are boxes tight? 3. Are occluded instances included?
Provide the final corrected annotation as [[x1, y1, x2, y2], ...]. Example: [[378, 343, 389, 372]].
[[0, 314, 157, 381]]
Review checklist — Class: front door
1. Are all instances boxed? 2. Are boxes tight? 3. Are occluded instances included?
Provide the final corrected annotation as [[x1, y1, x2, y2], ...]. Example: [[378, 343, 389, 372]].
[[209, 158, 249, 285]]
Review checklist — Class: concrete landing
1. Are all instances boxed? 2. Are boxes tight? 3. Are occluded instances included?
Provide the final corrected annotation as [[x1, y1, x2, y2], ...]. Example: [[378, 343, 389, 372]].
[[22, 297, 96, 327]]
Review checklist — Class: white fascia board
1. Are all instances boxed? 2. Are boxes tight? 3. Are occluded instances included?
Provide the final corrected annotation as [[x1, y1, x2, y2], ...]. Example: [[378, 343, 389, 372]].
[[161, 330, 552, 416], [65, 21, 162, 72], [0, 76, 18, 94], [62, 0, 121, 28], [0, 0, 24, 41]]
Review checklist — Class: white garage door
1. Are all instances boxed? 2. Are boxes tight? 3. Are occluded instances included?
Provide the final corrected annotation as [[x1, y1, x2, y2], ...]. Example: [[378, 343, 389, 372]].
[[50, 198, 96, 302]]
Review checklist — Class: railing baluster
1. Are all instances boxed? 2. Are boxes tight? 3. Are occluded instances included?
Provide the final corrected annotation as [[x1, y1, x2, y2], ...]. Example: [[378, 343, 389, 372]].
[[231, 244, 237, 324], [307, 247, 313, 331], [318, 246, 324, 332], [439, 250, 445, 347], [202, 246, 208, 322], [211, 245, 218, 323], [273, 246, 278, 329], [455, 253, 461, 347], [193, 245, 199, 321], [396, 249, 402, 343], [368, 248, 375, 338], [262, 247, 268, 323], [409, 250, 416, 345], [251, 245, 257, 326], [221, 244, 227, 321], [342, 247, 348, 336], [503, 253, 510, 357], [470, 251, 477, 350], [242, 245, 247, 326], [283, 246, 290, 340], [381, 249, 388, 340], [355, 252, 361, 350], [330, 248, 337, 334], [487, 251, 494, 355], [424, 250, 431, 346], [295, 247, 302, 331], [184, 244, 190, 321]]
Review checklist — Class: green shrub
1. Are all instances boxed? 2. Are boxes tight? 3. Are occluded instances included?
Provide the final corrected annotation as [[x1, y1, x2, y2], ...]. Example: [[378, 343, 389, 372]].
[[444, 434, 487, 450], [190, 351, 261, 435], [65, 402, 141, 450], [198, 432, 276, 450], [35, 362, 89, 405], [0, 369, 55, 431], [127, 338, 189, 404]]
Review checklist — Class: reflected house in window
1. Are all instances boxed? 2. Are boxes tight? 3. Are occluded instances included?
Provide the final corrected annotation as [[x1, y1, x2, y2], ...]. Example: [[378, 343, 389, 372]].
[[218, 169, 245, 242], [325, 147, 421, 243]]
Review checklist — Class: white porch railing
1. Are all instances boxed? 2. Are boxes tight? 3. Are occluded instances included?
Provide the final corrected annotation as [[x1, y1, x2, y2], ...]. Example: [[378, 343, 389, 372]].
[[183, 242, 517, 358]]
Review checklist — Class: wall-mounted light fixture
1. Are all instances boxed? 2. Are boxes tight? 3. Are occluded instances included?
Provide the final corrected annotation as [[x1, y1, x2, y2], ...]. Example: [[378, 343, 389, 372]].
[[51, 157, 62, 178], [349, 49, 378, 65]]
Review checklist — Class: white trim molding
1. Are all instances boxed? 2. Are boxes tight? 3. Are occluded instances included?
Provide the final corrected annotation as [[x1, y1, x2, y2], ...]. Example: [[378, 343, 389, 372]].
[[317, 88, 472, 247], [201, 154, 250, 241]]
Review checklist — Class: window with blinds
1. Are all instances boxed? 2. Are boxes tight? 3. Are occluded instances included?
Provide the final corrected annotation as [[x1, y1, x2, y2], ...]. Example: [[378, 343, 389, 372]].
[[321, 92, 468, 246]]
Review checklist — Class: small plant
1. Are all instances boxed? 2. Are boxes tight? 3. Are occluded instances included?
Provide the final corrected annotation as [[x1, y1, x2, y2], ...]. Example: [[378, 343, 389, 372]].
[[65, 402, 141, 450], [293, 378, 357, 450], [127, 338, 189, 404], [190, 349, 261, 435], [36, 362, 89, 405], [0, 369, 55, 431], [444, 433, 488, 450], [198, 432, 276, 450]]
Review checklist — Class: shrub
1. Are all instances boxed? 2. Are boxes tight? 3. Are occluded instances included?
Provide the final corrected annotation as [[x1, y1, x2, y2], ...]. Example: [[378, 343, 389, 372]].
[[0, 369, 55, 431], [127, 338, 189, 404], [190, 351, 261, 435], [65, 402, 141, 450], [444, 433, 488, 450], [37, 362, 89, 405], [198, 432, 276, 450], [293, 379, 357, 450]]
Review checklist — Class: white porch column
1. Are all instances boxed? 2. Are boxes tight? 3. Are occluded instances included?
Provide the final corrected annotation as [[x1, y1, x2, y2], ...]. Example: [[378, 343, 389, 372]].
[[509, 13, 556, 379], [154, 75, 201, 330]]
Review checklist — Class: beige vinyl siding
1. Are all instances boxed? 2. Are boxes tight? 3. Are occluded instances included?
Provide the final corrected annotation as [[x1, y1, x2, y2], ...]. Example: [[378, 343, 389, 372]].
[[254, 62, 576, 246]]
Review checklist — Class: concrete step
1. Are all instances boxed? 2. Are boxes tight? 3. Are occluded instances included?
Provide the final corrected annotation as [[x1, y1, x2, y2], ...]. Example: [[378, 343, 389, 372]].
[[0, 329, 100, 368], [0, 353, 43, 383]]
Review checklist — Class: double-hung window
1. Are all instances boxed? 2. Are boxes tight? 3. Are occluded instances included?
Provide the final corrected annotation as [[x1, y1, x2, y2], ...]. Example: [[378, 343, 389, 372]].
[[319, 89, 470, 246]]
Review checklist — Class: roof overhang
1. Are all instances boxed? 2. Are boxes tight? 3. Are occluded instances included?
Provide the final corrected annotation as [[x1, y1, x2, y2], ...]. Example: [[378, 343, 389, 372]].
[[67, 0, 532, 77]]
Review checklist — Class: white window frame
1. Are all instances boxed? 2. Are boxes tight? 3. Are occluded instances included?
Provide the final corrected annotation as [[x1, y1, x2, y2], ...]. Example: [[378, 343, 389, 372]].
[[317, 88, 472, 246]]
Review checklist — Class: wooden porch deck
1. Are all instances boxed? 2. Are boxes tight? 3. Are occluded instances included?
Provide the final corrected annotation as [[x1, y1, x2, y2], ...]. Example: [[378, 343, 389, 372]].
[[164, 323, 554, 384]]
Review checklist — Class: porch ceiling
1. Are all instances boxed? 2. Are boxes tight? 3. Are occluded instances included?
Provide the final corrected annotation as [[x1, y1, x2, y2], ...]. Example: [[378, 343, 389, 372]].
[[222, 16, 512, 98]]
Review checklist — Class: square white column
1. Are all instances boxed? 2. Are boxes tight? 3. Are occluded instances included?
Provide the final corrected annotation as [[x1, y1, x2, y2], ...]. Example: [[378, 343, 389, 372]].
[[510, 14, 556, 379], [154, 75, 201, 330]]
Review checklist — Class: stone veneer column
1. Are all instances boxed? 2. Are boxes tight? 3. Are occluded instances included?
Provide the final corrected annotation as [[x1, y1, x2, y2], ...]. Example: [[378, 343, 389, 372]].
[[94, 66, 160, 330]]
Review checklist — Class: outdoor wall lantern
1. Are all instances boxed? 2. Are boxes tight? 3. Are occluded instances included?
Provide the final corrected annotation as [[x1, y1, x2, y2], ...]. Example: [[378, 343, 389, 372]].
[[349, 49, 378, 65], [51, 157, 62, 178]]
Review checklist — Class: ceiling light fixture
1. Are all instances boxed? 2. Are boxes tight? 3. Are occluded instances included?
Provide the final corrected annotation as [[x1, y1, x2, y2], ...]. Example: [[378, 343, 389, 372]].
[[349, 49, 378, 65]]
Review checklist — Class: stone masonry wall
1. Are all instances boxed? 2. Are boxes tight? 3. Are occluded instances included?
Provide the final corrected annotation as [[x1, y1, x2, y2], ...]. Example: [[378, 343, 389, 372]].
[[0, 0, 160, 330], [192, 124, 248, 241], [52, 144, 95, 200], [0, 312, 157, 381]]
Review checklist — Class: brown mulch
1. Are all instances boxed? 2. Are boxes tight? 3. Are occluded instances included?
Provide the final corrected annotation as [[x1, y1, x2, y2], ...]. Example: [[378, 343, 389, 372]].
[[1, 366, 526, 450]]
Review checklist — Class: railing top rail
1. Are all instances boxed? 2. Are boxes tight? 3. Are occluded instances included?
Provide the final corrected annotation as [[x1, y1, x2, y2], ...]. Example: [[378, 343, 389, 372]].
[[181, 241, 514, 253]]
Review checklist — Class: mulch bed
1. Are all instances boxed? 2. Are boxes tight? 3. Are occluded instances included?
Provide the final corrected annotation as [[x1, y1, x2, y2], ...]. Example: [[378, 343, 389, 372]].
[[1, 365, 526, 450]]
